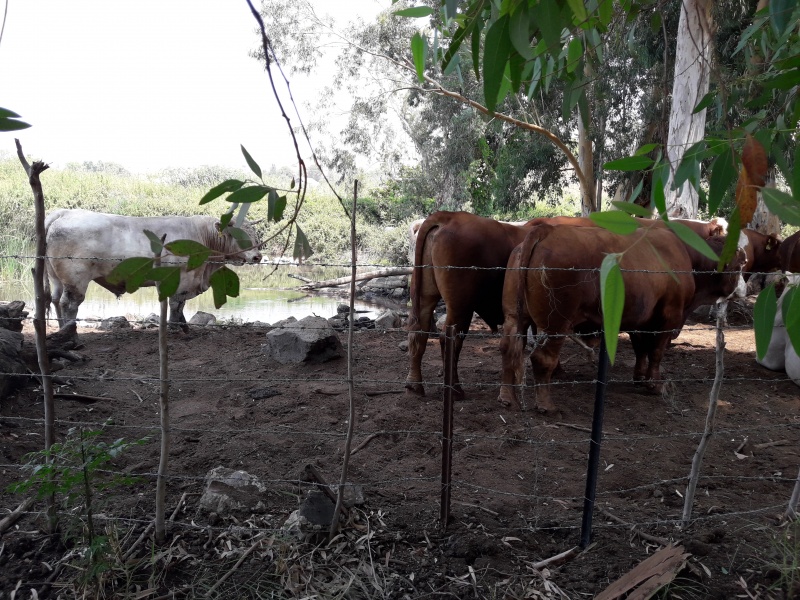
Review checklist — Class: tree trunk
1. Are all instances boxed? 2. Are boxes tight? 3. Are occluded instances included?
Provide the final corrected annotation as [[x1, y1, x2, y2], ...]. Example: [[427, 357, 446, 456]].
[[663, 0, 714, 218], [577, 93, 596, 215], [751, 169, 781, 236]]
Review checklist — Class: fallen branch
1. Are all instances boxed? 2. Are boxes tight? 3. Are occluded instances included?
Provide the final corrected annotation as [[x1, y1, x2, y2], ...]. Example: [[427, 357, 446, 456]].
[[556, 422, 593, 434], [528, 545, 580, 570], [122, 520, 154, 561], [0, 497, 34, 535], [350, 432, 383, 456], [54, 393, 112, 403], [48, 349, 84, 362], [287, 273, 313, 284], [301, 464, 348, 516], [754, 440, 789, 450], [364, 390, 403, 397], [169, 492, 188, 522], [204, 534, 267, 598], [598, 506, 671, 546], [454, 501, 499, 517], [298, 267, 412, 290]]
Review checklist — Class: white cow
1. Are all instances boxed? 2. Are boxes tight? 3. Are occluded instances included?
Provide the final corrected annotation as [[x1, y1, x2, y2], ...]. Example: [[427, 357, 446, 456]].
[[756, 276, 800, 387], [44, 209, 262, 327]]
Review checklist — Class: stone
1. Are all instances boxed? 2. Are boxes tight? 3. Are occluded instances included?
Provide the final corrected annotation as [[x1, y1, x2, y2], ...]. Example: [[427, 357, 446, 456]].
[[249, 386, 282, 400], [0, 301, 27, 332], [374, 309, 402, 331], [189, 311, 216, 326], [141, 313, 159, 329], [0, 329, 26, 400], [391, 287, 407, 299], [263, 315, 343, 364], [328, 482, 364, 508], [282, 489, 336, 542], [100, 316, 130, 331], [270, 316, 297, 329], [198, 466, 268, 514], [362, 275, 409, 290], [398, 340, 409, 352]]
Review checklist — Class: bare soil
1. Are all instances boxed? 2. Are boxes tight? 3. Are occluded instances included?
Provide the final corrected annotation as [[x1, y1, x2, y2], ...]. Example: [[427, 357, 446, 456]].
[[1, 303, 799, 598]]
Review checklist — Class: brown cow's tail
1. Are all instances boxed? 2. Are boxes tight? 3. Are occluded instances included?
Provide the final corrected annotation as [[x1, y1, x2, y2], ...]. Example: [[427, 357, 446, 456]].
[[407, 217, 441, 336], [516, 224, 554, 334]]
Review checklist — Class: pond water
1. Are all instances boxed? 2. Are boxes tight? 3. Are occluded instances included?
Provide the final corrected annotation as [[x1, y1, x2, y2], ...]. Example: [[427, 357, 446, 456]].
[[0, 263, 406, 326]]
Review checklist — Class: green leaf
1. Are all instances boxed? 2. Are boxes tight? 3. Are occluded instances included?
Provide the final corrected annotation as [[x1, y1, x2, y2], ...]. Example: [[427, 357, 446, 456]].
[[275, 195, 287, 222], [770, 0, 792, 36], [219, 212, 233, 230], [509, 3, 532, 59], [718, 207, 742, 272], [225, 185, 270, 204], [652, 168, 668, 216], [634, 143, 659, 156], [293, 225, 314, 261], [165, 239, 211, 271], [228, 226, 252, 250], [200, 179, 245, 205], [393, 6, 434, 17], [0, 116, 31, 131], [527, 57, 543, 98], [107, 257, 154, 294], [443, 51, 461, 76], [445, 0, 458, 20], [483, 14, 511, 113], [267, 189, 279, 222], [600, 253, 624, 365], [627, 180, 645, 205], [666, 221, 720, 262], [611, 200, 651, 217], [411, 32, 427, 82], [209, 266, 240, 309], [783, 285, 800, 356], [0, 107, 22, 119], [144, 230, 164, 256], [708, 147, 737, 215], [149, 267, 182, 301], [603, 155, 655, 171], [598, 0, 613, 27], [530, 0, 562, 52], [753, 284, 778, 360], [566, 37, 583, 73], [692, 92, 716, 114], [240, 145, 262, 180], [590, 211, 640, 234], [565, 0, 588, 24], [672, 141, 706, 190], [761, 188, 800, 226]]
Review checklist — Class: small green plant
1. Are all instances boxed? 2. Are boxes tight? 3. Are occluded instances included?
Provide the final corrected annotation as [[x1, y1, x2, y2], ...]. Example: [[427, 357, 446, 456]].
[[9, 424, 148, 587], [767, 519, 800, 597]]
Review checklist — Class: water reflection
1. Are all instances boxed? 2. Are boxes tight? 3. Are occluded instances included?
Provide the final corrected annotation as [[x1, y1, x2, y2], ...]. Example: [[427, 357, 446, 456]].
[[1, 262, 408, 325]]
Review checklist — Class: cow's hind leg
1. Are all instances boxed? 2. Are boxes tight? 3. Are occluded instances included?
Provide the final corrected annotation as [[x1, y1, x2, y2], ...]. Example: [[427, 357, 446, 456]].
[[437, 312, 472, 399], [405, 290, 439, 397], [168, 297, 190, 333], [58, 284, 84, 329], [530, 333, 566, 414]]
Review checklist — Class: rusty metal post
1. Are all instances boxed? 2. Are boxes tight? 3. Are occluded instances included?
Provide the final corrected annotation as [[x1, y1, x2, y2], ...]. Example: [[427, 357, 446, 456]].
[[440, 324, 456, 531]]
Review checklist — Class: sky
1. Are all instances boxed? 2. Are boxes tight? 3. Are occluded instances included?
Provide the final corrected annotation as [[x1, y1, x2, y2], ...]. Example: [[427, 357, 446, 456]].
[[0, 0, 386, 174]]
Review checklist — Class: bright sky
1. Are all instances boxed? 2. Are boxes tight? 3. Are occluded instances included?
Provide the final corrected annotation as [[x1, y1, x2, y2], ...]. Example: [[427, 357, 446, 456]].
[[1, 0, 386, 174]]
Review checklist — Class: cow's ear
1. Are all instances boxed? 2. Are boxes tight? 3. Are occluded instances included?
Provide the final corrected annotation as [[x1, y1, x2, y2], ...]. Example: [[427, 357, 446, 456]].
[[215, 221, 222, 233]]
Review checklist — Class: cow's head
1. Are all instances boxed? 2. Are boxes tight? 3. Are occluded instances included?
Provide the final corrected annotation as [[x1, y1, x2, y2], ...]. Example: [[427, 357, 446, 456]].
[[217, 220, 263, 265]]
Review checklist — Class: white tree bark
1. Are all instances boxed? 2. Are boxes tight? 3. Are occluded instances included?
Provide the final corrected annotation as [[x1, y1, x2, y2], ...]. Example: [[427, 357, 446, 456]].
[[663, 0, 714, 218]]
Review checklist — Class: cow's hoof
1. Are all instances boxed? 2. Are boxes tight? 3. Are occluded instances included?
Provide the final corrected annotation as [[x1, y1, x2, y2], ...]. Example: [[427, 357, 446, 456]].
[[405, 382, 425, 397], [534, 402, 559, 415]]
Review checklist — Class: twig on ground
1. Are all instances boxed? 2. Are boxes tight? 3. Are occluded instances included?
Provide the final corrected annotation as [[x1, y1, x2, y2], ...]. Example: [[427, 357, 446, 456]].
[[169, 492, 188, 522], [204, 534, 267, 598], [0, 497, 34, 535], [555, 422, 593, 434], [53, 393, 112, 403], [454, 501, 500, 516], [754, 440, 789, 450], [529, 546, 580, 570], [598, 506, 671, 546], [122, 520, 154, 561], [351, 432, 384, 456]]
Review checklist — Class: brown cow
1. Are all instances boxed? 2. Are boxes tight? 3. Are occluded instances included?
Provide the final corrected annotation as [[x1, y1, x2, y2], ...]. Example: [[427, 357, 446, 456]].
[[525, 215, 727, 238], [498, 225, 745, 413], [405, 211, 537, 397], [739, 228, 782, 281], [780, 229, 800, 273]]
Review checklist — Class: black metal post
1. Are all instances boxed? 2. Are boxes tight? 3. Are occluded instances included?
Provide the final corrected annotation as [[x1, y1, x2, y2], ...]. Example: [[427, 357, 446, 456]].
[[580, 336, 610, 548]]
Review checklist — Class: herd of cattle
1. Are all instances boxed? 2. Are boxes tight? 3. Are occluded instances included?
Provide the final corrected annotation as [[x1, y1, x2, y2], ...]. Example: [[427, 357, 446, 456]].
[[404, 211, 800, 412], [39, 208, 799, 408]]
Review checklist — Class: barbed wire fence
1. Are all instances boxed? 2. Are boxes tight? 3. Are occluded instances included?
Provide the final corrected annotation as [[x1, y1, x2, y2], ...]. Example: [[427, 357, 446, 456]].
[[2, 253, 799, 564]]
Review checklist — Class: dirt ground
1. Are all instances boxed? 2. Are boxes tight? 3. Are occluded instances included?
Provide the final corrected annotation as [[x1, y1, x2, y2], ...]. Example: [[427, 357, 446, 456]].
[[1, 302, 799, 599]]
